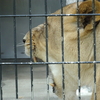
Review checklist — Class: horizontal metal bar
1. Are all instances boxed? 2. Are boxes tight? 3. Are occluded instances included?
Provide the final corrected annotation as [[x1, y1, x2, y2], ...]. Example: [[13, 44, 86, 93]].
[[0, 61, 100, 65], [0, 13, 100, 17]]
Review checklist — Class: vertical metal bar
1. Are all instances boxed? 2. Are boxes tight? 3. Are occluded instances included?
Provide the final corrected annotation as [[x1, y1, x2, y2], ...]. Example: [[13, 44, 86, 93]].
[[60, 0, 65, 100], [0, 65, 2, 100], [77, 0, 81, 100], [13, 0, 18, 98], [29, 0, 34, 99], [92, 0, 97, 100], [44, 0, 49, 100], [0, 18, 3, 100]]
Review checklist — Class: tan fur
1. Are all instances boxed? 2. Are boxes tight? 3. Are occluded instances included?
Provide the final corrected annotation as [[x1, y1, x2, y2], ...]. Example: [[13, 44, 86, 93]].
[[23, 1, 100, 100]]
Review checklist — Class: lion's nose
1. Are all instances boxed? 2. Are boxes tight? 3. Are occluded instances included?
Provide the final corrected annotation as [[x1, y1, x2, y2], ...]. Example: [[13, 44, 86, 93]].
[[23, 39, 26, 43]]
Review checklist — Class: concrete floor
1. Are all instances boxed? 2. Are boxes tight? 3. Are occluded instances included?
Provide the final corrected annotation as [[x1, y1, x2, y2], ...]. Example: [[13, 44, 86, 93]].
[[1, 64, 59, 100], [1, 64, 91, 100]]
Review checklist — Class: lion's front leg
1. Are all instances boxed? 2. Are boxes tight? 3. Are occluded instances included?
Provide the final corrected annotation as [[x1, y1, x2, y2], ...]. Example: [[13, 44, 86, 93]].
[[91, 68, 100, 100], [91, 81, 100, 100], [96, 82, 100, 100]]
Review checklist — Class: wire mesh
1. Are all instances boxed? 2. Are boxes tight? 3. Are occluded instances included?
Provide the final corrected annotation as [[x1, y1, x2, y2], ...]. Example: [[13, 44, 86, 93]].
[[0, 0, 100, 100]]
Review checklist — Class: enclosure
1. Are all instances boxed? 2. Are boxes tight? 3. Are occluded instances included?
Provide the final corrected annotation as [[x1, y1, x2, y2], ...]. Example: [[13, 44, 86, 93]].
[[0, 0, 100, 100]]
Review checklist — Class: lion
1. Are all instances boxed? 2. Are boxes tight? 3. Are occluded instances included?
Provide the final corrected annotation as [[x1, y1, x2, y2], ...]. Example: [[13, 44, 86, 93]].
[[23, 0, 100, 100]]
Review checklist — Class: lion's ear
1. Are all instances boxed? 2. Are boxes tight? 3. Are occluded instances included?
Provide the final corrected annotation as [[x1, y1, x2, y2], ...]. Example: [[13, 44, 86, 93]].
[[79, 0, 100, 29]]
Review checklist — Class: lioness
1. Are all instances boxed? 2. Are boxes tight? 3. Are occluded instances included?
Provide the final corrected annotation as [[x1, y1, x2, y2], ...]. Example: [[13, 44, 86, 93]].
[[23, 0, 100, 100]]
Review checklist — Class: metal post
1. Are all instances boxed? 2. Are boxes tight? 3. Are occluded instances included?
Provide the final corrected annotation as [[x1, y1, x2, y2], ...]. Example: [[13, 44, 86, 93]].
[[44, 0, 50, 100], [13, 0, 18, 98], [92, 0, 97, 100], [60, 0, 65, 100], [0, 13, 3, 100], [77, 0, 81, 100], [0, 65, 2, 100], [29, 0, 34, 99]]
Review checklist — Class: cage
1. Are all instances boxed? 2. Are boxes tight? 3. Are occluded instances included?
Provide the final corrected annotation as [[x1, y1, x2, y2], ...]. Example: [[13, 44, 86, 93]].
[[0, 0, 100, 100]]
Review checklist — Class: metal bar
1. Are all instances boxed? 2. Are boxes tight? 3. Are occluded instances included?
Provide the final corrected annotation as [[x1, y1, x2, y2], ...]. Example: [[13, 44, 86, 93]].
[[29, 0, 34, 99], [77, 0, 81, 100], [0, 13, 100, 17], [0, 61, 100, 65], [13, 0, 18, 98], [44, 0, 49, 100], [0, 66, 2, 100], [92, 0, 97, 100], [0, 18, 3, 100], [29, 0, 33, 60], [60, 0, 65, 100]]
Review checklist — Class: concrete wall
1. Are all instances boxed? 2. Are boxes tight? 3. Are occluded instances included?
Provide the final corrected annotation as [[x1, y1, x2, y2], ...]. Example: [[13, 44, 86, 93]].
[[0, 0, 66, 58]]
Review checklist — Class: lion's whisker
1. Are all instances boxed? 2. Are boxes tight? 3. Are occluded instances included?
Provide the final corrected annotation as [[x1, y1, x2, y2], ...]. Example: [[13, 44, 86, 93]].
[[20, 33, 26, 35], [17, 42, 25, 47], [17, 44, 24, 47]]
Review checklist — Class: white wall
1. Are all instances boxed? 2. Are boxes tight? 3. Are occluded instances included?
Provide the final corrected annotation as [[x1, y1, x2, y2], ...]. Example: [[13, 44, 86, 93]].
[[66, 0, 83, 5]]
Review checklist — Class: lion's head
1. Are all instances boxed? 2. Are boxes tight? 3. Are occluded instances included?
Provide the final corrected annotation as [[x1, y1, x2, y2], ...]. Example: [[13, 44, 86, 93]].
[[23, 0, 100, 62]]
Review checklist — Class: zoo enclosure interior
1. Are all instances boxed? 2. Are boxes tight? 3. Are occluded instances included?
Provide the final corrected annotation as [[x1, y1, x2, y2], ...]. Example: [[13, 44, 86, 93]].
[[0, 0, 99, 100]]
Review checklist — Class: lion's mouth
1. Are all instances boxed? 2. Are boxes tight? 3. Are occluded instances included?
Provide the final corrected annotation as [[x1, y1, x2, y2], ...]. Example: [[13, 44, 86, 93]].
[[25, 43, 36, 49], [25, 43, 37, 62], [25, 43, 30, 46], [23, 37, 37, 62]]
